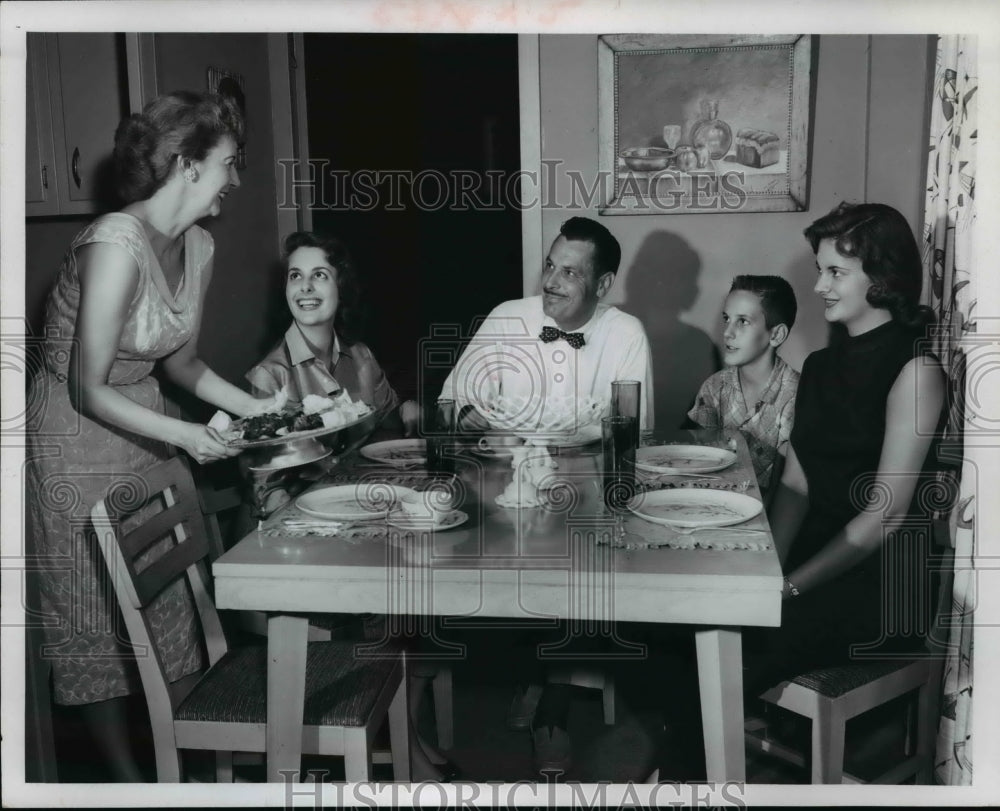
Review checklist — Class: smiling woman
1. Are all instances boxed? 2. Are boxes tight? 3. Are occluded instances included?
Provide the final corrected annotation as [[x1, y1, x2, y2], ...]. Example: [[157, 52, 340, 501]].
[[24, 89, 283, 782], [750, 201, 946, 694], [246, 230, 419, 437]]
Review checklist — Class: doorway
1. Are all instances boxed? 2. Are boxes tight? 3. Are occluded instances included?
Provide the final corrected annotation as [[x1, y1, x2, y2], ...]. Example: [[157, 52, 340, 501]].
[[302, 33, 523, 407]]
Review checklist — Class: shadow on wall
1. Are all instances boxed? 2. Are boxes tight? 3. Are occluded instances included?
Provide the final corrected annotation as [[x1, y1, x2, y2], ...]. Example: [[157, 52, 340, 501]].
[[619, 231, 721, 432]]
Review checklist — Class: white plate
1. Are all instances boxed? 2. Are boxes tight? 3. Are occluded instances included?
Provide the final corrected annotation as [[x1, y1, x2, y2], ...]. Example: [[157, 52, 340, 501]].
[[634, 444, 737, 475], [386, 510, 469, 531], [360, 439, 427, 468], [627, 488, 762, 529], [295, 484, 416, 521]]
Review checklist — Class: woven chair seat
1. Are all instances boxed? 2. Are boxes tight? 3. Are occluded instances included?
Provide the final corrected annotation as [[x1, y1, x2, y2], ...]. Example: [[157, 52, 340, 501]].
[[789, 659, 918, 698], [176, 640, 403, 727]]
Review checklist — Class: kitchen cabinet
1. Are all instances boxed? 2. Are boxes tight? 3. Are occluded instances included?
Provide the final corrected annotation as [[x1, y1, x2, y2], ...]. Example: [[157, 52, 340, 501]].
[[26, 32, 128, 217]]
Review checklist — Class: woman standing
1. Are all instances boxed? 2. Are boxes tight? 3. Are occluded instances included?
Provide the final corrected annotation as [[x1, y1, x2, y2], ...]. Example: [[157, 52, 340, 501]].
[[26, 91, 277, 780], [757, 202, 947, 687]]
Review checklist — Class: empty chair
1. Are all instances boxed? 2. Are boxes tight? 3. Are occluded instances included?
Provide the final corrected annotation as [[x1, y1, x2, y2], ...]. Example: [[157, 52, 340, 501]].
[[91, 455, 410, 782]]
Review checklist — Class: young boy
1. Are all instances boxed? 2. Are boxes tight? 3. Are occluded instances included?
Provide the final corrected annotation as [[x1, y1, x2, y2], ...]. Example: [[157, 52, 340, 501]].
[[688, 275, 799, 499]]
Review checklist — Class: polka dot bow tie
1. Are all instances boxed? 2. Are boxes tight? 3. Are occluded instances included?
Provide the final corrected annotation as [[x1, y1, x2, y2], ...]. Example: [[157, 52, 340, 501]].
[[539, 325, 586, 349]]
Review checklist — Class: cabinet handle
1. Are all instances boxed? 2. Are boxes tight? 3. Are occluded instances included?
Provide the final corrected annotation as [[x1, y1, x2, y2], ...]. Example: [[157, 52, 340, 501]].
[[42, 165, 49, 189], [72, 147, 81, 189]]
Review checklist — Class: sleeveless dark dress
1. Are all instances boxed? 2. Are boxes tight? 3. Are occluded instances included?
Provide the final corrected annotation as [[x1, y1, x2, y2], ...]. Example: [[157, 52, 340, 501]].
[[746, 319, 942, 691]]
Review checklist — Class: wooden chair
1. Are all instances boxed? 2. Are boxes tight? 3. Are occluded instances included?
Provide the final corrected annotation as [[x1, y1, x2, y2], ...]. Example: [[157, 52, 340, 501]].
[[745, 557, 952, 784], [197, 472, 456, 753], [91, 455, 410, 783]]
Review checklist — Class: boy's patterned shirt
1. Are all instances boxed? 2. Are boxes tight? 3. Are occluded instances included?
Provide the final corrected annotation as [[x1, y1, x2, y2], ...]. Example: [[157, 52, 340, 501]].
[[687, 356, 800, 492]]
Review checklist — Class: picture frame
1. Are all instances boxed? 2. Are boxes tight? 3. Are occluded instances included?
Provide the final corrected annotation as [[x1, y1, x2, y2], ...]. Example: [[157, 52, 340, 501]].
[[597, 34, 813, 215], [207, 66, 247, 170]]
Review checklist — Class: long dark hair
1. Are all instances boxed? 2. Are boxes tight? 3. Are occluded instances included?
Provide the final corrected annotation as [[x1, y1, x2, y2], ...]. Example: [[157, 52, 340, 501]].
[[113, 91, 245, 205], [282, 231, 362, 344], [803, 202, 934, 329]]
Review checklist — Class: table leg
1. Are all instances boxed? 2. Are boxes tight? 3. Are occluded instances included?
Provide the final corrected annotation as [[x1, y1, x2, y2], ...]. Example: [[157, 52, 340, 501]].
[[267, 614, 310, 783], [695, 627, 746, 782]]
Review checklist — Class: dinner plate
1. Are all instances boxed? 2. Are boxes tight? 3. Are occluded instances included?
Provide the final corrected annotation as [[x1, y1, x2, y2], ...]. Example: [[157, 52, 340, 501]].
[[295, 484, 415, 521], [627, 489, 762, 529], [386, 510, 469, 531], [248, 443, 332, 472], [226, 409, 374, 449], [634, 444, 737, 475], [360, 439, 427, 468]]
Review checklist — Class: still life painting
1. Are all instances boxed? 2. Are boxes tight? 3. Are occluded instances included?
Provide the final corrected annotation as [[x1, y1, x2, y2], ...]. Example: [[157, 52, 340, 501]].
[[598, 34, 813, 214]]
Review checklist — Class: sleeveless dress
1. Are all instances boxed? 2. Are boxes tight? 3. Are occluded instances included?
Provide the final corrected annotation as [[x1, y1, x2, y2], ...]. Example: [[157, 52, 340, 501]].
[[748, 319, 942, 687], [26, 212, 209, 705]]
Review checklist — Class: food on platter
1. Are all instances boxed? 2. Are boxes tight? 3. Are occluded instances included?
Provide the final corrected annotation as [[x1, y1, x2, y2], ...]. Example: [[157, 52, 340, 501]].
[[220, 390, 372, 444], [207, 410, 233, 432]]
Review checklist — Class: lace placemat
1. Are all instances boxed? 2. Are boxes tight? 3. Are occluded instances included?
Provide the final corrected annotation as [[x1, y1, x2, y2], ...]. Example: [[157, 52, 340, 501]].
[[596, 514, 773, 552]]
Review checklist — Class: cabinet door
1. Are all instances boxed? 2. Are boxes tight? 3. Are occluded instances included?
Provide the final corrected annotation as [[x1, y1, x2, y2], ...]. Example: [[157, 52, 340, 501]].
[[25, 34, 60, 216], [47, 33, 126, 215]]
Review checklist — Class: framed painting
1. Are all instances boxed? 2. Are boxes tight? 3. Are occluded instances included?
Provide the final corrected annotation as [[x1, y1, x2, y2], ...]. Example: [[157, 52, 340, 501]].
[[598, 34, 813, 215]]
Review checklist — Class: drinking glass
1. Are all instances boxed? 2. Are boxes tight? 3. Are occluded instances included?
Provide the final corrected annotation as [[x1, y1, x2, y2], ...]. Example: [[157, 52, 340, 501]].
[[611, 380, 641, 448], [601, 415, 636, 512], [426, 399, 456, 474]]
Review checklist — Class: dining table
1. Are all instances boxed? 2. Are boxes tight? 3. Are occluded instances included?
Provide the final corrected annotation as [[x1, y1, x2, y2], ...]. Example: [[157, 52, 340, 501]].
[[212, 430, 783, 783]]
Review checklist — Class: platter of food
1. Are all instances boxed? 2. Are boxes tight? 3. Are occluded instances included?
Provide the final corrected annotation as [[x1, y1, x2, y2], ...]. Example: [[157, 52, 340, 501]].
[[626, 489, 762, 529], [212, 392, 374, 449]]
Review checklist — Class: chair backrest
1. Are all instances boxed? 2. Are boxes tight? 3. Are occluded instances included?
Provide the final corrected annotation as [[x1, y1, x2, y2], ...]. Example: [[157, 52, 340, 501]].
[[91, 456, 229, 719]]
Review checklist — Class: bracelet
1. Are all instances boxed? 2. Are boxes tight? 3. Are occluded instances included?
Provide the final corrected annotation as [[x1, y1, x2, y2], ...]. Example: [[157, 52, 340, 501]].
[[783, 577, 800, 598]]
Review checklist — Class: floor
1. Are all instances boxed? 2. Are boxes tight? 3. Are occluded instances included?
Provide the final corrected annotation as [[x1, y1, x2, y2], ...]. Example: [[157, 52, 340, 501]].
[[44, 621, 915, 786]]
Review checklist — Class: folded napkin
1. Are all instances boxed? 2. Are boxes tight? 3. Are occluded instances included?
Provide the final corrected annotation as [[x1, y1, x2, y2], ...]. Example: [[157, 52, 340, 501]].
[[261, 502, 390, 541]]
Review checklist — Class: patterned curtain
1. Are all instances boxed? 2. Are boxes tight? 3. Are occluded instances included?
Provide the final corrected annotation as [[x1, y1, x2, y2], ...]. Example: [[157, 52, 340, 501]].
[[921, 34, 976, 786]]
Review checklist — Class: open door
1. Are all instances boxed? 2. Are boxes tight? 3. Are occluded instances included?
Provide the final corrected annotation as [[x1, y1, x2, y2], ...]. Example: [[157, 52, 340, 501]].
[[268, 33, 312, 243]]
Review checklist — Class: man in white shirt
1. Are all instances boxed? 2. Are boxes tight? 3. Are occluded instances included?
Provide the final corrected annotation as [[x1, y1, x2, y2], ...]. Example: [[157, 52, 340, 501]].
[[439, 216, 653, 438], [439, 217, 654, 774]]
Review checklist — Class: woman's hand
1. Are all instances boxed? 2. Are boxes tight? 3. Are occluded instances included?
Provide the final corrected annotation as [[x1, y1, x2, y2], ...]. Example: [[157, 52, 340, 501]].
[[178, 423, 242, 464], [400, 400, 422, 437]]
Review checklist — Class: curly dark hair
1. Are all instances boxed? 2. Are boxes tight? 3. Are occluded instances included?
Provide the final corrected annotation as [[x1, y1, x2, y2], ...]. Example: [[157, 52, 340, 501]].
[[113, 90, 245, 205], [282, 231, 363, 344], [803, 202, 934, 329], [729, 275, 798, 330]]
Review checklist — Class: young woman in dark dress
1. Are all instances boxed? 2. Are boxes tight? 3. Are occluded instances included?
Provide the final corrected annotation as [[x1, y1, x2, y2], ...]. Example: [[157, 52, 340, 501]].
[[753, 202, 947, 690]]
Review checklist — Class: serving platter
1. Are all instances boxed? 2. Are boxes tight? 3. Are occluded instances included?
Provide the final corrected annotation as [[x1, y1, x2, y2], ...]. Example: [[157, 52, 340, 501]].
[[247, 441, 332, 472], [295, 484, 415, 521], [634, 444, 737, 475], [627, 488, 762, 529], [226, 409, 374, 449], [359, 439, 426, 468]]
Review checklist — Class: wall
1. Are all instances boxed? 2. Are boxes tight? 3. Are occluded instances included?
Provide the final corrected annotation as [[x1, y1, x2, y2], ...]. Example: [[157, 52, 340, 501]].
[[152, 34, 282, 395], [534, 35, 933, 432], [24, 33, 282, 415]]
